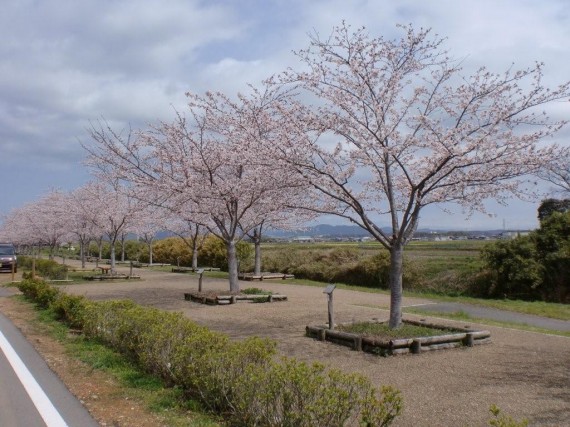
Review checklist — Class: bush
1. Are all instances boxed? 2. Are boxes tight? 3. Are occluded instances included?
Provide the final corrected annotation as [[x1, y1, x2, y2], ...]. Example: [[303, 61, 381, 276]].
[[152, 236, 253, 270], [198, 236, 253, 270], [18, 256, 68, 280], [18, 280, 402, 426], [152, 237, 193, 266], [81, 296, 401, 425], [488, 405, 528, 427], [230, 358, 402, 426], [51, 293, 90, 329], [480, 209, 570, 302], [18, 277, 61, 308], [263, 247, 419, 289]]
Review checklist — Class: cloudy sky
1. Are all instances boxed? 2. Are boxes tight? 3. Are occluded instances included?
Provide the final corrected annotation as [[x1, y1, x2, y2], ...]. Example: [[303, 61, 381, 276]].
[[1, 0, 569, 230]]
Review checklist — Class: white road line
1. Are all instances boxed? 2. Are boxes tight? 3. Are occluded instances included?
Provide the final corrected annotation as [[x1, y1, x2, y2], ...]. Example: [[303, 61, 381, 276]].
[[0, 330, 68, 427]]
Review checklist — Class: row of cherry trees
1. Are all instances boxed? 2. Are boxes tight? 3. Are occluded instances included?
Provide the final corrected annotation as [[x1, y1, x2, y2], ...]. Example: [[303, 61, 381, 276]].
[[0, 180, 231, 273], [2, 23, 569, 327], [83, 85, 316, 292]]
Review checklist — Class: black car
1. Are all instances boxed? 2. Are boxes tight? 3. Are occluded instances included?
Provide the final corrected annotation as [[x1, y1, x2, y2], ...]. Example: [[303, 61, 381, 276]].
[[0, 243, 17, 273]]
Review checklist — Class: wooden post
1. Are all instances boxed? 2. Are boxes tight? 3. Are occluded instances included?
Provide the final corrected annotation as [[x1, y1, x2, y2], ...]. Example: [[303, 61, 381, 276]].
[[197, 268, 204, 293], [464, 332, 474, 347], [11, 261, 15, 282], [130, 261, 133, 277], [354, 336, 362, 351], [411, 339, 422, 354], [323, 284, 336, 330]]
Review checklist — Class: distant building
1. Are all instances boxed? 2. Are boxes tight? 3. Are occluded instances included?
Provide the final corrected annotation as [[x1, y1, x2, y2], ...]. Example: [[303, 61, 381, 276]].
[[291, 236, 314, 243], [501, 231, 531, 239]]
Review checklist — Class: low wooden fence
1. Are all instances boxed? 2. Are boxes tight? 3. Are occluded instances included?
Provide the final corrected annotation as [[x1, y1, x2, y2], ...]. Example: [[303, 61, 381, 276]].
[[306, 319, 491, 356], [184, 292, 287, 305]]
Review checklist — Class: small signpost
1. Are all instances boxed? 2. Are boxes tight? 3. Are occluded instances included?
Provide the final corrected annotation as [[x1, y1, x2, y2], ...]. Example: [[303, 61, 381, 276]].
[[323, 284, 336, 330], [197, 268, 205, 292]]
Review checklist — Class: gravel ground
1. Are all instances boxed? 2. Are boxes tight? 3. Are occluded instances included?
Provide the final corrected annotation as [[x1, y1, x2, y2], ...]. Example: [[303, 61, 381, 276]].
[[50, 262, 570, 426]]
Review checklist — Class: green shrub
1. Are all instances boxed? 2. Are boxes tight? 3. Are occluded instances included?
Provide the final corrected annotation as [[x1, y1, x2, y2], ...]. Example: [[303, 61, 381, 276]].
[[241, 287, 272, 295], [230, 358, 402, 426], [263, 248, 418, 289], [18, 256, 68, 280], [18, 280, 402, 426], [51, 293, 90, 329], [18, 277, 61, 308], [151, 236, 252, 270], [488, 405, 528, 427]]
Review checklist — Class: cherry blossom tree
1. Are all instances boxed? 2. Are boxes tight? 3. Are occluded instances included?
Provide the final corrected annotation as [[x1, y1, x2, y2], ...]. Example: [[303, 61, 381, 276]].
[[85, 85, 310, 292], [0, 204, 39, 249], [277, 23, 570, 327], [67, 186, 100, 268], [166, 214, 209, 270], [79, 181, 143, 273], [134, 204, 167, 265], [539, 146, 570, 195]]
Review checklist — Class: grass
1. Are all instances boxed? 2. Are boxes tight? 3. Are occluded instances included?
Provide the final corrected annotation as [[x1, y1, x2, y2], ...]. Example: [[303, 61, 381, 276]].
[[26, 299, 221, 427], [337, 322, 450, 339], [406, 293, 570, 321], [402, 307, 570, 338], [241, 287, 273, 295]]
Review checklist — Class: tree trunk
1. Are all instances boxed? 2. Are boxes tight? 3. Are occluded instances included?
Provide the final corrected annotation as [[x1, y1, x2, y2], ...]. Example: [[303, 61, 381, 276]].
[[110, 243, 116, 273], [253, 228, 262, 275], [80, 241, 85, 268], [192, 239, 199, 270], [148, 242, 153, 265], [120, 234, 126, 262], [226, 240, 240, 293], [388, 244, 404, 328]]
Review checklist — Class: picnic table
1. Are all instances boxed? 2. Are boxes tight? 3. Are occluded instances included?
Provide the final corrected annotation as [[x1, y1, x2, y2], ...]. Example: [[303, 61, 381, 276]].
[[97, 266, 112, 275]]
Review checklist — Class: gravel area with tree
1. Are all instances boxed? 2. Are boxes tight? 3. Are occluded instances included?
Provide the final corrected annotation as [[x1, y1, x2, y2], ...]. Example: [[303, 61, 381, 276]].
[[54, 263, 570, 426]]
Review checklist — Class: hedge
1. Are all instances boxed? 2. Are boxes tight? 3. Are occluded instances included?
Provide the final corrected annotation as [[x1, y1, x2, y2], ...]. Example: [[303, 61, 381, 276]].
[[17, 278, 402, 426]]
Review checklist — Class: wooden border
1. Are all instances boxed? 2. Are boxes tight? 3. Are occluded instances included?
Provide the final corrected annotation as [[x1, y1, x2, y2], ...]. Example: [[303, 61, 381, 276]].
[[184, 292, 287, 305], [306, 319, 491, 356]]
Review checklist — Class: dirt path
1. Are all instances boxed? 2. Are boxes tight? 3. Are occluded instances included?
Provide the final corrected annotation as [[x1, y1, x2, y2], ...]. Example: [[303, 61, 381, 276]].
[[55, 262, 569, 427]]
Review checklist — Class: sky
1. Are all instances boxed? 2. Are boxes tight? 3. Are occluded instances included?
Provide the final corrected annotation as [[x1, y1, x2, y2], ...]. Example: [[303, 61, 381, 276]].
[[1, 0, 569, 231]]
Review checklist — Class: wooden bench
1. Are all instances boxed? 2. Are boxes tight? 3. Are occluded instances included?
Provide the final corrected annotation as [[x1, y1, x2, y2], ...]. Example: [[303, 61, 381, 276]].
[[96, 266, 111, 275]]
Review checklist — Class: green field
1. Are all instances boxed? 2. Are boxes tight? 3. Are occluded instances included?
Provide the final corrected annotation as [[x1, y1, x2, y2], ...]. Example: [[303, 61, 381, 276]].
[[260, 239, 486, 291]]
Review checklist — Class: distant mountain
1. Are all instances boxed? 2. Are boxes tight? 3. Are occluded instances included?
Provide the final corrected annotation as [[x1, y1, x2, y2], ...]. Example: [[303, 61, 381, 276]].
[[267, 224, 377, 238], [266, 224, 517, 238]]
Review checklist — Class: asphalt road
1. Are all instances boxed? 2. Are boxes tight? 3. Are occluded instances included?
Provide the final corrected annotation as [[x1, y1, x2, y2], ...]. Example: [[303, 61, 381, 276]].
[[0, 299, 98, 427], [406, 301, 570, 332]]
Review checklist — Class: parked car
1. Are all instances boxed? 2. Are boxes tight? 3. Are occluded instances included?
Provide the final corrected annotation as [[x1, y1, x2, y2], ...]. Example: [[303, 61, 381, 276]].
[[0, 243, 17, 273]]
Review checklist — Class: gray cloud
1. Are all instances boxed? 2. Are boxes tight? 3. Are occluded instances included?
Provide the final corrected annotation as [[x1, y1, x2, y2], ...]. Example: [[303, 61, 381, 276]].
[[1, 0, 568, 229]]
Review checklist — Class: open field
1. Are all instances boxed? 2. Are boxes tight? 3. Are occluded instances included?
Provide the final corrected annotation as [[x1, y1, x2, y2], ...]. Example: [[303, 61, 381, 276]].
[[260, 239, 486, 289]]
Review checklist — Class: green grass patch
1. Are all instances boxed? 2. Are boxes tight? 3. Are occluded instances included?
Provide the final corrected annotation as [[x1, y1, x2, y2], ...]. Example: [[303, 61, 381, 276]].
[[20, 298, 221, 427], [403, 307, 570, 338], [404, 293, 570, 321], [241, 287, 272, 295], [337, 321, 448, 339]]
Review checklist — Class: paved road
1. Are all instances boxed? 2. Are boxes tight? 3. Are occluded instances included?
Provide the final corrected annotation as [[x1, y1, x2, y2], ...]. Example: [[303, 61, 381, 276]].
[[0, 300, 98, 427], [406, 301, 570, 332]]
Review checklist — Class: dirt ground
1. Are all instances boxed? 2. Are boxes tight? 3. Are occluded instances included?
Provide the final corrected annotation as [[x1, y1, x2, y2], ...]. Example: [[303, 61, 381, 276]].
[[3, 263, 570, 426]]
